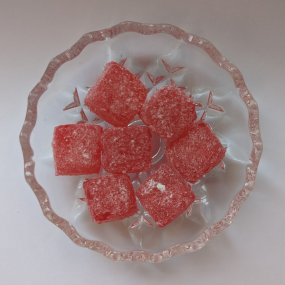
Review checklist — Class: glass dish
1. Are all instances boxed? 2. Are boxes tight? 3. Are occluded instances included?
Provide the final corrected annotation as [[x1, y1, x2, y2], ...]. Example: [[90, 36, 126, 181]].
[[19, 22, 263, 262]]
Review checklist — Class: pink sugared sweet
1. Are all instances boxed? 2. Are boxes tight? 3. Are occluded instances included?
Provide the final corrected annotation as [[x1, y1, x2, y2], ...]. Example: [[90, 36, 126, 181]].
[[83, 174, 138, 224], [136, 163, 195, 228], [102, 126, 152, 174], [84, 61, 147, 127], [140, 85, 197, 143], [52, 124, 103, 176], [166, 121, 226, 183]]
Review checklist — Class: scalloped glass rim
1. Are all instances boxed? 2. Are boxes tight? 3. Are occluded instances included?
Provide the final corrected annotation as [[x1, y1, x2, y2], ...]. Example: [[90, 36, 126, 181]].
[[19, 21, 263, 262]]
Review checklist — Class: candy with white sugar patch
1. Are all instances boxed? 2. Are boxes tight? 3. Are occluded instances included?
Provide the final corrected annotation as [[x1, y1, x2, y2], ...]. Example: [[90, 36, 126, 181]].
[[136, 163, 195, 227]]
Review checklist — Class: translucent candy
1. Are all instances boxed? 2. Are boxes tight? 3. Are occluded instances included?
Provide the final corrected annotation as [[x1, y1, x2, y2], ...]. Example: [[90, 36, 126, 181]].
[[140, 86, 196, 143], [51, 124, 103, 176], [84, 61, 147, 127], [102, 126, 152, 174], [83, 174, 138, 223], [166, 121, 227, 183], [136, 163, 196, 227]]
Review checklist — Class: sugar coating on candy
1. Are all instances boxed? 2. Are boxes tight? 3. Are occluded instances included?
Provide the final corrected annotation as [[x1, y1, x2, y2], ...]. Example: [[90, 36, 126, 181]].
[[52, 124, 103, 176], [136, 163, 195, 228], [83, 174, 138, 223], [102, 126, 152, 174], [140, 85, 197, 143], [166, 121, 226, 183], [84, 61, 147, 127]]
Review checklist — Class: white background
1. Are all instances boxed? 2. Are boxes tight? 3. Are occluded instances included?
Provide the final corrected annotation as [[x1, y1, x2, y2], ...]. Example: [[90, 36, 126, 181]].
[[0, 0, 284, 284]]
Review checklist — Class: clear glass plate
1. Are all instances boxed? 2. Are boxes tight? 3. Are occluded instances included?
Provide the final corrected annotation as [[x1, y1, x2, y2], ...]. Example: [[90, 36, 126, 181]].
[[20, 22, 263, 262]]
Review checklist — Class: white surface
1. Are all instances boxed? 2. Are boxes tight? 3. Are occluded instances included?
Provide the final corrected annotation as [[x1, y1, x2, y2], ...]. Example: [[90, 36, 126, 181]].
[[0, 0, 284, 284]]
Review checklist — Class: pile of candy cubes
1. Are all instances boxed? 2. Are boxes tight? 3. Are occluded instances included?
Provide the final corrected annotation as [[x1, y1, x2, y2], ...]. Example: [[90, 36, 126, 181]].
[[52, 62, 226, 227]]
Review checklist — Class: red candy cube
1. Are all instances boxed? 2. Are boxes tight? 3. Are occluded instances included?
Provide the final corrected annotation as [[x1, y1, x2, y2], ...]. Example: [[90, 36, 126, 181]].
[[136, 163, 195, 228], [102, 126, 152, 174], [166, 121, 226, 183], [140, 86, 196, 143], [83, 174, 138, 223], [52, 124, 103, 176], [84, 61, 147, 127]]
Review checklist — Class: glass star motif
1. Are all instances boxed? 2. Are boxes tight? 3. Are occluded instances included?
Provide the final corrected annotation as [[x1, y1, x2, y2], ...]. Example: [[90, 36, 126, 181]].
[[186, 198, 207, 217], [63, 88, 88, 123], [146, 72, 166, 87], [119, 57, 144, 78], [129, 215, 154, 229], [161, 59, 184, 75], [207, 91, 224, 112]]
